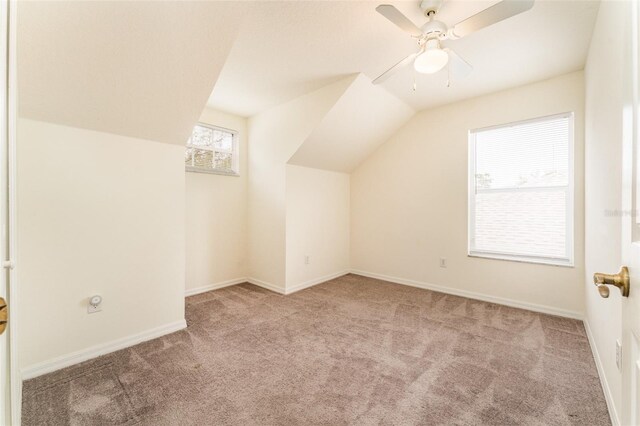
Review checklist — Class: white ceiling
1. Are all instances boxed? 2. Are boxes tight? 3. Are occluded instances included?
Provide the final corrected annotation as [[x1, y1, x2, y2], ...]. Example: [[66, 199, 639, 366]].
[[19, 1, 247, 145], [208, 0, 599, 117]]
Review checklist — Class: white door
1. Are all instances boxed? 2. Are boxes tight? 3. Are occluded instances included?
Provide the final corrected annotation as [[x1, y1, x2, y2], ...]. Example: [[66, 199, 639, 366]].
[[621, 0, 640, 423]]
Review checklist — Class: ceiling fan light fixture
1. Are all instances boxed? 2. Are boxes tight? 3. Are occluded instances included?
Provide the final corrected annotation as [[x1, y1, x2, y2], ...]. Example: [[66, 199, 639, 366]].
[[374, 1, 536, 84], [414, 47, 449, 74]]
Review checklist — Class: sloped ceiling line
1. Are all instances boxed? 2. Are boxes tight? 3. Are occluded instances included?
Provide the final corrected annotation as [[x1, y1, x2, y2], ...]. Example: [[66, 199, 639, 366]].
[[288, 73, 415, 173], [18, 1, 249, 145]]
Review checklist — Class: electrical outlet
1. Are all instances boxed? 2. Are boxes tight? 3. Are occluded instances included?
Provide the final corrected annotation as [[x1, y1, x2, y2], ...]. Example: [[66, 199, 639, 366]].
[[616, 340, 622, 370], [439, 258, 447, 268], [305, 255, 310, 265]]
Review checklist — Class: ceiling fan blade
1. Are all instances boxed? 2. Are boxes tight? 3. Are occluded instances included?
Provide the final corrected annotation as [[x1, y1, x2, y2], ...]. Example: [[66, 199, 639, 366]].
[[376, 5, 423, 38], [451, 0, 534, 39], [372, 52, 420, 84], [445, 48, 473, 80]]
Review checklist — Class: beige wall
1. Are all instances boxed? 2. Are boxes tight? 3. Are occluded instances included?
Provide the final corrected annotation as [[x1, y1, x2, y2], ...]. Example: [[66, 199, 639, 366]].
[[18, 119, 186, 372], [247, 76, 353, 290], [186, 109, 247, 293], [285, 165, 350, 290], [351, 71, 585, 317], [584, 1, 628, 423]]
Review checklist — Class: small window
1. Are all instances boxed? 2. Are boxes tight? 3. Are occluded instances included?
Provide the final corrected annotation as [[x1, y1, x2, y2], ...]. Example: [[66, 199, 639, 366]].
[[468, 113, 574, 266], [185, 123, 238, 175]]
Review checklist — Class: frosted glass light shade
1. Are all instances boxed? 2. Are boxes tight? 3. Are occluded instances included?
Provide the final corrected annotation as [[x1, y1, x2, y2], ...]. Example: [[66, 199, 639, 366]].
[[414, 48, 449, 74]]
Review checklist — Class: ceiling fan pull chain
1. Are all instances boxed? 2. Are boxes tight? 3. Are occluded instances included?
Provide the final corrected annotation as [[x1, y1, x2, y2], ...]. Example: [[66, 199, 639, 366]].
[[447, 64, 451, 88], [413, 74, 417, 92]]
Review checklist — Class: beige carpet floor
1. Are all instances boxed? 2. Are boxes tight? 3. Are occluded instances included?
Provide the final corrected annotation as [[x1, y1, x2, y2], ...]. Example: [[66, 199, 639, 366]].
[[23, 274, 610, 425]]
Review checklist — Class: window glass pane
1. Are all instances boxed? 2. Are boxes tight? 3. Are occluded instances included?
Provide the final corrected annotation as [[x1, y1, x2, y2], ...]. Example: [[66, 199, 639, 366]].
[[470, 114, 572, 263], [212, 129, 233, 151], [474, 116, 569, 190], [214, 151, 233, 171], [185, 147, 194, 166], [189, 125, 214, 147], [474, 189, 567, 258], [193, 149, 213, 168]]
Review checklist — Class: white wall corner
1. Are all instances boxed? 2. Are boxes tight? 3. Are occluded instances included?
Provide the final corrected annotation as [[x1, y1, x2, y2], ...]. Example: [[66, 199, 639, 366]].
[[248, 271, 350, 296], [247, 277, 286, 295], [285, 270, 349, 295]]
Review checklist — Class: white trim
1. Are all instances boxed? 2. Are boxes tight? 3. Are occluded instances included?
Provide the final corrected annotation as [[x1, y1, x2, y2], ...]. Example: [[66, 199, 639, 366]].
[[21, 320, 187, 380], [185, 166, 239, 177], [247, 277, 286, 295], [285, 271, 349, 295], [185, 278, 247, 297], [469, 111, 575, 134], [350, 270, 583, 320], [584, 319, 620, 426], [567, 112, 575, 266], [467, 252, 574, 268]]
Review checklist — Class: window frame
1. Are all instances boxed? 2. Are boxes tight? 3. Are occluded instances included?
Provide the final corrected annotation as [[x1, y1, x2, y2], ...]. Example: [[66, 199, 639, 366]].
[[467, 112, 575, 267], [185, 122, 239, 176]]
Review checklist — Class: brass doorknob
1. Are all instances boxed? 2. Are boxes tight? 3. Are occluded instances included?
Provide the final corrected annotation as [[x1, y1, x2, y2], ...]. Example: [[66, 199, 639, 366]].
[[0, 297, 6, 335], [593, 266, 630, 298]]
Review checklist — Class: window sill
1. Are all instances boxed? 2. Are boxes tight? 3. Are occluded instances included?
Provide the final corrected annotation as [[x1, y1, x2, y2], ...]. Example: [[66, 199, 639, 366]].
[[468, 251, 574, 268], [186, 167, 239, 177]]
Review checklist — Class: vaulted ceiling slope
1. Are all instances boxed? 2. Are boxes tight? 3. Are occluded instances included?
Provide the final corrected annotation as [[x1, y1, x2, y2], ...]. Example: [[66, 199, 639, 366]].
[[208, 0, 599, 117], [18, 1, 247, 145], [289, 74, 415, 173]]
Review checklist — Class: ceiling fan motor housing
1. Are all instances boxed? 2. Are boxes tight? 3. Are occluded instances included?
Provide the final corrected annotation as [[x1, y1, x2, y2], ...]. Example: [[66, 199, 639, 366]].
[[421, 20, 448, 39]]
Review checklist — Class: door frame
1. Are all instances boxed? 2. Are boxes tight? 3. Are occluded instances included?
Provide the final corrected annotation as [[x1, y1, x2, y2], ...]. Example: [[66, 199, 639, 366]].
[[3, 0, 20, 423]]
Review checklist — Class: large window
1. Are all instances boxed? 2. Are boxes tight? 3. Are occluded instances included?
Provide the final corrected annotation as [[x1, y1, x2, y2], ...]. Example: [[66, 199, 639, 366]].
[[185, 123, 238, 175], [468, 113, 574, 266]]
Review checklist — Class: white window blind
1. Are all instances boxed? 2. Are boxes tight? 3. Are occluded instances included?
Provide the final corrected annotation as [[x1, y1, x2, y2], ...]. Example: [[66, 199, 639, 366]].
[[468, 113, 574, 266], [185, 124, 239, 175]]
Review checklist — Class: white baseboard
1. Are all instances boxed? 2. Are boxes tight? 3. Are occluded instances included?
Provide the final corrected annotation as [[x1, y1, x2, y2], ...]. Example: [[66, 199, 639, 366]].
[[285, 270, 350, 295], [350, 269, 583, 320], [247, 277, 286, 294], [21, 319, 187, 380], [584, 319, 620, 426], [185, 277, 247, 296]]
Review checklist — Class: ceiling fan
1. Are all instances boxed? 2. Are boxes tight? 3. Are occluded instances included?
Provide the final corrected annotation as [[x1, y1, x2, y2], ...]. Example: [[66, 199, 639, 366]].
[[373, 0, 535, 84]]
